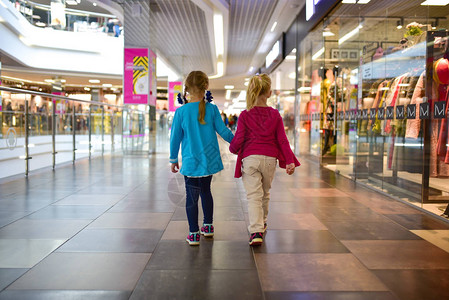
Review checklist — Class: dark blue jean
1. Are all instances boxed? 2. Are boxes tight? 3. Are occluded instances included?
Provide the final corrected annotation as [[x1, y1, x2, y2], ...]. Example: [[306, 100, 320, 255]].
[[184, 175, 213, 232]]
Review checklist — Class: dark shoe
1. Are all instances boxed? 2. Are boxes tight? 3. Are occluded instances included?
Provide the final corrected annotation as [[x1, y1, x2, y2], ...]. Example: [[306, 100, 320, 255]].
[[186, 232, 200, 246], [201, 224, 214, 237], [249, 232, 263, 246]]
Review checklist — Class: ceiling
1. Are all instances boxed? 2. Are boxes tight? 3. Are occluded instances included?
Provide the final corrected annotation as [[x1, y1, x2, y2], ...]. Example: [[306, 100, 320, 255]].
[[1, 0, 304, 105]]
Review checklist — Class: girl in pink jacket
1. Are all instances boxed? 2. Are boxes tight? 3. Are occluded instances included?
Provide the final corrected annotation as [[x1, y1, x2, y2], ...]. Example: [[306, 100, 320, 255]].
[[230, 74, 300, 246]]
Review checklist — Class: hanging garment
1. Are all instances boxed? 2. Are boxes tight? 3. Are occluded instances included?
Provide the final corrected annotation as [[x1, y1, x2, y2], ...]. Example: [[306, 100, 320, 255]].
[[405, 71, 425, 139]]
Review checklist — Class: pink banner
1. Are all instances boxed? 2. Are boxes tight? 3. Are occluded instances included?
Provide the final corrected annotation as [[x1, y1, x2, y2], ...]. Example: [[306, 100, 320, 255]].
[[124, 48, 149, 105], [149, 50, 157, 106], [168, 81, 183, 112]]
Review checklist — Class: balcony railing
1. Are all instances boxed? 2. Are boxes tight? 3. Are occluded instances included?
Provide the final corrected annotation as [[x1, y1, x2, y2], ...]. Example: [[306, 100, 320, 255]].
[[0, 86, 152, 178]]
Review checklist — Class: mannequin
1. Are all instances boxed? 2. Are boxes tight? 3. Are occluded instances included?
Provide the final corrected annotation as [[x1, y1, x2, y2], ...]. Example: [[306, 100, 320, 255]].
[[320, 67, 332, 155]]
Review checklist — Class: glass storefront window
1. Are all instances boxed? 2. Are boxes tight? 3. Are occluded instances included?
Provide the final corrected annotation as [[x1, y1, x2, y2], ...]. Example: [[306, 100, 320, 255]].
[[295, 0, 449, 218], [269, 49, 297, 145]]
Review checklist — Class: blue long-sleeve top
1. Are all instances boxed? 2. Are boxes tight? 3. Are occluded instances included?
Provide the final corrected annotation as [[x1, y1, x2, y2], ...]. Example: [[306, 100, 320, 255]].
[[170, 101, 234, 177]]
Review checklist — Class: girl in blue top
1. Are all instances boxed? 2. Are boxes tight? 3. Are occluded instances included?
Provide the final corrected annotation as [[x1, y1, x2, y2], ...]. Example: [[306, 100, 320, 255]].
[[170, 71, 234, 245]]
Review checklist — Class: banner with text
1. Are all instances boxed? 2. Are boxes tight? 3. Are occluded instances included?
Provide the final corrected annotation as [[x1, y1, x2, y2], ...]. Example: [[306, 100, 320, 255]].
[[168, 81, 183, 112], [124, 48, 149, 105]]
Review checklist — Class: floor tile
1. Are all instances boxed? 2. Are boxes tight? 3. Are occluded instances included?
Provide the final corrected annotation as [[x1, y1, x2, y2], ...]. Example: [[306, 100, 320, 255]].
[[373, 269, 449, 300], [57, 229, 163, 253], [0, 239, 65, 268], [161, 221, 189, 240], [7, 253, 150, 290], [342, 240, 449, 269], [0, 269, 28, 290], [255, 253, 387, 292], [108, 200, 177, 213], [130, 269, 263, 300], [253, 230, 349, 254], [147, 240, 255, 270], [264, 291, 397, 300], [0, 290, 131, 300], [53, 194, 124, 206], [170, 207, 204, 221], [0, 220, 91, 239], [0, 212, 29, 228], [323, 220, 421, 240], [214, 206, 245, 221], [25, 205, 110, 220], [0, 200, 53, 213], [289, 188, 349, 197], [387, 214, 449, 230], [212, 221, 249, 241], [88, 212, 172, 229], [267, 213, 327, 230], [411, 230, 449, 253], [312, 207, 388, 222]]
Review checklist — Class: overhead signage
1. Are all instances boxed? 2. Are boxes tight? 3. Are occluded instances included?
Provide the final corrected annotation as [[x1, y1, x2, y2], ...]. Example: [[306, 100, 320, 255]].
[[306, 0, 323, 21], [266, 40, 280, 69], [124, 48, 149, 105]]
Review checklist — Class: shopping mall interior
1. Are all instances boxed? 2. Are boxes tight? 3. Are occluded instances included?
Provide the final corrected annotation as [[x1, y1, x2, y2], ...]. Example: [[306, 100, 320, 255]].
[[1, 0, 449, 299]]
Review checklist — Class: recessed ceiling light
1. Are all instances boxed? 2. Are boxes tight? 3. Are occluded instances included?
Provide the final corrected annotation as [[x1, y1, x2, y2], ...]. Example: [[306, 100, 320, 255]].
[[89, 79, 100, 83], [102, 83, 112, 87], [44, 79, 54, 83], [224, 85, 234, 89]]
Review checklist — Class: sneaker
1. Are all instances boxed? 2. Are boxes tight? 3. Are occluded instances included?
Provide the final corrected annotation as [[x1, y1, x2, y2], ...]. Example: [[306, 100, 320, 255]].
[[249, 232, 263, 246], [186, 232, 200, 246], [201, 224, 214, 237]]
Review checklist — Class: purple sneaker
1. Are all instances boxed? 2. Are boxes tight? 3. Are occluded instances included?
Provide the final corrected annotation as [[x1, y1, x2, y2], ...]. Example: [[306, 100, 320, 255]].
[[201, 224, 214, 237], [186, 231, 200, 246]]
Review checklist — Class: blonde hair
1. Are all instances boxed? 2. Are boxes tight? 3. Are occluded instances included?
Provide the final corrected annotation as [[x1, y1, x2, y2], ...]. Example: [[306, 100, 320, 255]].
[[184, 71, 209, 124], [246, 74, 271, 110]]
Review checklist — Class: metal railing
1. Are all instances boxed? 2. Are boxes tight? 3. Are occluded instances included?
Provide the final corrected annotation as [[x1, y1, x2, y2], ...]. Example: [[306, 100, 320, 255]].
[[0, 86, 151, 178]]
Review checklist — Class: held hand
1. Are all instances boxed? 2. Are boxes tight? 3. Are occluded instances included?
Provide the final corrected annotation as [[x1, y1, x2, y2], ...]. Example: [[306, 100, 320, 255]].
[[286, 163, 295, 175], [171, 163, 179, 173]]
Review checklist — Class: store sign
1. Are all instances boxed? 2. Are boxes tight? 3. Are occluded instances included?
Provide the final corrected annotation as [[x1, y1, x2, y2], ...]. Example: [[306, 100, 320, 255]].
[[299, 101, 446, 123], [306, 0, 323, 21], [265, 40, 281, 70]]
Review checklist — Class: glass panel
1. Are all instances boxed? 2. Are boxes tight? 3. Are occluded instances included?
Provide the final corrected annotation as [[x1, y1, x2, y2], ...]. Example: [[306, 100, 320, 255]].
[[269, 49, 296, 145], [296, 25, 324, 163], [74, 102, 90, 159], [302, 0, 449, 218], [0, 91, 26, 178], [28, 95, 53, 171]]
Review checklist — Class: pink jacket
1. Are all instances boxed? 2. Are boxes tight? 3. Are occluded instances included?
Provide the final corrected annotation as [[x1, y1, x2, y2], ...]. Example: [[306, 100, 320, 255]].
[[229, 106, 300, 178]]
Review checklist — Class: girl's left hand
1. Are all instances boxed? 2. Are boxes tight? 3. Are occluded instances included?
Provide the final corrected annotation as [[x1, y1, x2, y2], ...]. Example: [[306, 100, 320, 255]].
[[286, 163, 295, 175], [171, 163, 179, 173]]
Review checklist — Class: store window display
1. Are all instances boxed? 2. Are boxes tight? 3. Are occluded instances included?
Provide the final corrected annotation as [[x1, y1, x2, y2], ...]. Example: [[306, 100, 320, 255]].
[[295, 0, 449, 217]]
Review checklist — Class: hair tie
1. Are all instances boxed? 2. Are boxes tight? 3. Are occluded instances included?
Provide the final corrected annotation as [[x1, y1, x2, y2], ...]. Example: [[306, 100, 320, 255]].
[[205, 90, 213, 103], [177, 93, 187, 105]]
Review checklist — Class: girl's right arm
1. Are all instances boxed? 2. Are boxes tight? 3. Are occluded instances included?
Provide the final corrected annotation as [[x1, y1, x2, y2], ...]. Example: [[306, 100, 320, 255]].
[[169, 110, 183, 164], [229, 112, 245, 154]]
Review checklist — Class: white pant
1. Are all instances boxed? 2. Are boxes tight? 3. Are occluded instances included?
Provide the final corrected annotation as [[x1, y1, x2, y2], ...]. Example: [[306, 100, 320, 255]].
[[242, 155, 277, 233]]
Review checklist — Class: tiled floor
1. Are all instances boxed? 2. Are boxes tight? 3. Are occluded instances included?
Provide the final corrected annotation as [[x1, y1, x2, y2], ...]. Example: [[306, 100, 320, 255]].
[[0, 151, 449, 300]]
